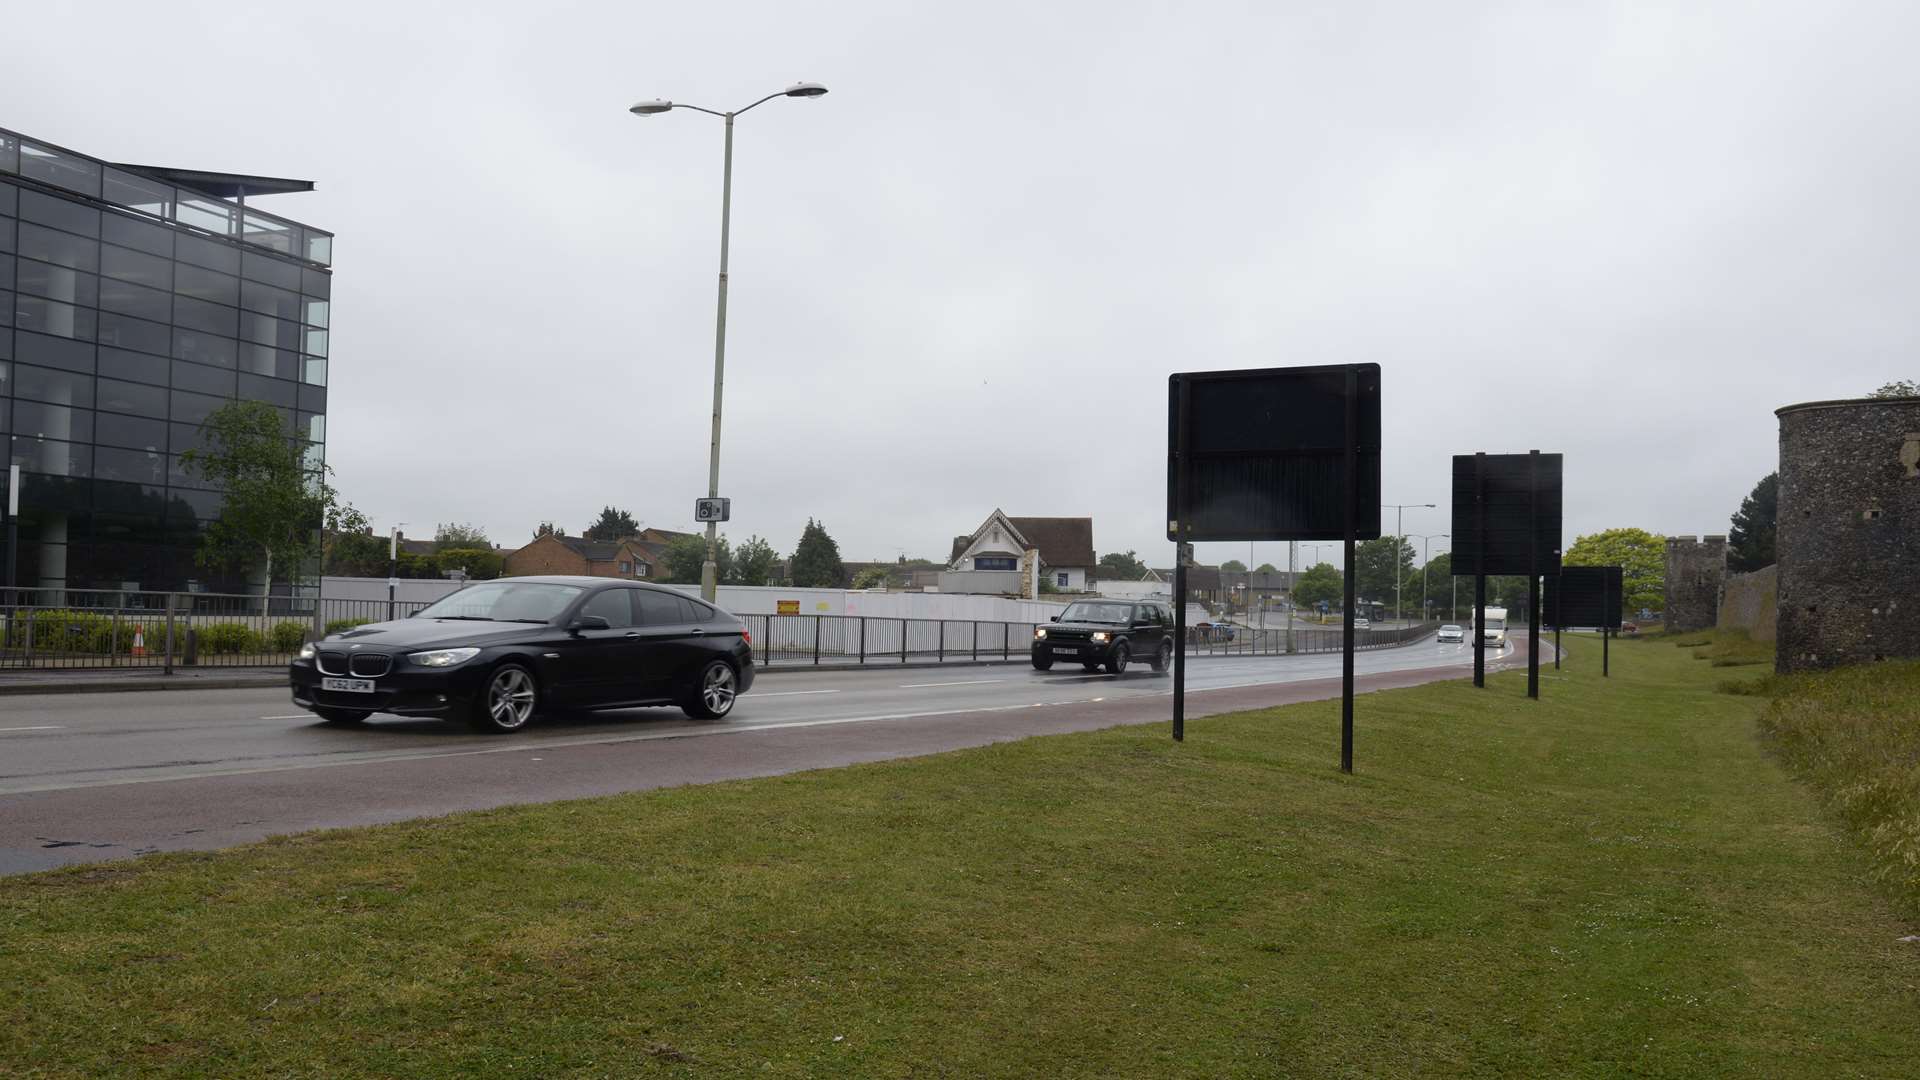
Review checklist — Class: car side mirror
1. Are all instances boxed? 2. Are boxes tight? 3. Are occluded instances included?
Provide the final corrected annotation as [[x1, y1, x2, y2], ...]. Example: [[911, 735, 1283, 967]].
[[570, 615, 612, 633], [1050, 615, 1059, 622]]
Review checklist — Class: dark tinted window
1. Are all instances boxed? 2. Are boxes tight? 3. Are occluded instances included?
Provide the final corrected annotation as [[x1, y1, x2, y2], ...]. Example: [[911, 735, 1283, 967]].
[[98, 378, 167, 418], [12, 363, 95, 408], [0, 182, 14, 217], [171, 359, 235, 397], [95, 412, 168, 451], [173, 232, 239, 274], [98, 277, 170, 322], [683, 598, 717, 622], [101, 213, 173, 257], [580, 589, 636, 628], [97, 445, 171, 485], [175, 329, 237, 369], [241, 251, 302, 290], [17, 223, 97, 272], [15, 332, 94, 373], [14, 296, 96, 341], [170, 389, 227, 425], [301, 266, 330, 298], [18, 190, 99, 238], [240, 279, 300, 320], [241, 344, 296, 379], [16, 258, 98, 307], [173, 295, 236, 336], [13, 401, 92, 444], [98, 346, 167, 385], [100, 244, 170, 288], [96, 312, 169, 356], [238, 371, 297, 407], [174, 263, 238, 306], [635, 590, 685, 626]]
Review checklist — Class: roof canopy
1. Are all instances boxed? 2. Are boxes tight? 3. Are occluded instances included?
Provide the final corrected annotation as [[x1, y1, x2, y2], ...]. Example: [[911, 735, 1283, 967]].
[[114, 164, 315, 198]]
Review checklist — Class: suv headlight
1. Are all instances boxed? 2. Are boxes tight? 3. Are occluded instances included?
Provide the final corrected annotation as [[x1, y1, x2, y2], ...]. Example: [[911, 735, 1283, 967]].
[[1091, 631, 1110, 643], [1034, 627, 1047, 640], [297, 642, 317, 660], [409, 647, 480, 668]]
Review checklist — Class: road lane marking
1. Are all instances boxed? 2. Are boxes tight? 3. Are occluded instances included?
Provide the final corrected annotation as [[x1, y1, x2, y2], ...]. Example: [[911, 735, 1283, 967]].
[[0, 726, 63, 733], [259, 715, 312, 721], [753, 689, 842, 698], [899, 679, 1006, 689]]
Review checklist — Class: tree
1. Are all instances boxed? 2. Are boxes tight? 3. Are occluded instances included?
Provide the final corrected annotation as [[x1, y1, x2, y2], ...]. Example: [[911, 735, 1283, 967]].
[[1418, 551, 1454, 618], [851, 565, 893, 590], [180, 400, 335, 598], [1564, 527, 1666, 616], [1728, 473, 1778, 572], [1869, 379, 1918, 398], [535, 521, 566, 539], [1255, 562, 1278, 574], [1097, 550, 1149, 581], [1220, 559, 1247, 573], [584, 506, 641, 542], [790, 519, 845, 588], [1353, 536, 1416, 618], [662, 534, 730, 585], [1291, 562, 1343, 612], [731, 535, 778, 586], [324, 502, 388, 577], [434, 521, 491, 551], [434, 547, 503, 580]]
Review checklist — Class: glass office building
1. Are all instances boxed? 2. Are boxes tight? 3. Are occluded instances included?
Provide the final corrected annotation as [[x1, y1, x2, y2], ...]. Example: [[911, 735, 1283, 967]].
[[0, 126, 332, 593]]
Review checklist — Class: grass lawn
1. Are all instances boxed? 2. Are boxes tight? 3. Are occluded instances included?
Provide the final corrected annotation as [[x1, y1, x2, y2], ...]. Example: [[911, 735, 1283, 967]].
[[3, 637, 1917, 1077]]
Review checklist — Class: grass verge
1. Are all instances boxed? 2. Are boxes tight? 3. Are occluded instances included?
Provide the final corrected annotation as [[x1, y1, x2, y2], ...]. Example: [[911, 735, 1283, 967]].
[[3, 639, 1917, 1077]]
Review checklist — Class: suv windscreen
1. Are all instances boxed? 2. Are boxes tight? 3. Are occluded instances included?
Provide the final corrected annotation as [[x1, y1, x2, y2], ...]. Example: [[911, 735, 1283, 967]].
[[1061, 601, 1134, 624]]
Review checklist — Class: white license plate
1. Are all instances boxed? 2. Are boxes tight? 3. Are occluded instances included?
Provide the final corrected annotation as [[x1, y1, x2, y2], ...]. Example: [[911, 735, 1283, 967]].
[[321, 677, 376, 693], [1052, 647, 1079, 655]]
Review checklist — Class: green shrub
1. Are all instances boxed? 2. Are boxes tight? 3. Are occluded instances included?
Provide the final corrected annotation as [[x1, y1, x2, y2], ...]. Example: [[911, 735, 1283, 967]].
[[268, 621, 308, 653], [1, 610, 142, 655], [325, 618, 371, 636], [197, 623, 264, 655]]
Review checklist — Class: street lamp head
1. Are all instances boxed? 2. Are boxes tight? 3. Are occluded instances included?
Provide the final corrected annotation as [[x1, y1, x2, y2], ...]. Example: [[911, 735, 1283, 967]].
[[628, 99, 674, 115], [783, 81, 828, 98]]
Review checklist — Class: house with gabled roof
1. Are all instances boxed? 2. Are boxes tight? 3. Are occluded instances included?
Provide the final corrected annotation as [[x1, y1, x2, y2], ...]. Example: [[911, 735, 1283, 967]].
[[945, 510, 1095, 596], [502, 533, 657, 580]]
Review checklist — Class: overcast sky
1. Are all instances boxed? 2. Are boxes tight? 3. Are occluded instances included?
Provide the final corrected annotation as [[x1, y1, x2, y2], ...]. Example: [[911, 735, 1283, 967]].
[[7, 1, 1917, 573]]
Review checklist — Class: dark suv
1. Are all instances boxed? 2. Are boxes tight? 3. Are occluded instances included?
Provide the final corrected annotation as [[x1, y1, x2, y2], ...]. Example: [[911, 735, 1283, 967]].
[[1032, 599, 1174, 674]]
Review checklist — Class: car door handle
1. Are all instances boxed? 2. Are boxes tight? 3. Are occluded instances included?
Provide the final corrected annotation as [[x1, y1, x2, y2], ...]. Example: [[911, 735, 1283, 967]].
[[689, 628, 705, 636], [624, 632, 640, 638]]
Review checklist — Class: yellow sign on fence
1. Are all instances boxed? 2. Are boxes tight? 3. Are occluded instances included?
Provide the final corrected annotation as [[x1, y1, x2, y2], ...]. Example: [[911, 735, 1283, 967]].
[[777, 600, 801, 616]]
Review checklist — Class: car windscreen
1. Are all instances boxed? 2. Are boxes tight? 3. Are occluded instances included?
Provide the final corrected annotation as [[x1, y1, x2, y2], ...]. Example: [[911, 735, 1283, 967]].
[[1485, 618, 1507, 630], [1061, 602, 1134, 624], [414, 582, 584, 623], [1441, 625, 1462, 632]]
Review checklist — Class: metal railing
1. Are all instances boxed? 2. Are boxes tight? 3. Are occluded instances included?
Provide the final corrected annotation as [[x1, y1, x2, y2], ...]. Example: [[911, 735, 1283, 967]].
[[0, 588, 432, 672], [0, 589, 1440, 673]]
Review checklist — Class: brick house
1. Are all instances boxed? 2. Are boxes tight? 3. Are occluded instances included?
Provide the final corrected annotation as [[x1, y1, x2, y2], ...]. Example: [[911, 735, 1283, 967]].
[[502, 533, 658, 580]]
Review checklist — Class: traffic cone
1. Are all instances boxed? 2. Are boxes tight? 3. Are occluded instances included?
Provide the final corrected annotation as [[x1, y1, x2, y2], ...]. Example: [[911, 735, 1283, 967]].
[[132, 624, 146, 658]]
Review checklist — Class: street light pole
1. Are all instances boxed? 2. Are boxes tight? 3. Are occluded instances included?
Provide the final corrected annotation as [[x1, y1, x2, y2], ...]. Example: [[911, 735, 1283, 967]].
[[630, 82, 829, 603], [1383, 503, 1435, 624], [1415, 533, 1448, 624]]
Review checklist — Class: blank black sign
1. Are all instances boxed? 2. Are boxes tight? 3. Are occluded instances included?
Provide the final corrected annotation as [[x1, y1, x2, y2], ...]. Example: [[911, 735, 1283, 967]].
[[1450, 453, 1563, 576], [1546, 566, 1623, 629], [1166, 364, 1381, 542]]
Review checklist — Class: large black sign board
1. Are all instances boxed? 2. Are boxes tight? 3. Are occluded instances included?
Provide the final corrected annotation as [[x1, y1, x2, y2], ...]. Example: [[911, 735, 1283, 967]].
[[1546, 566, 1623, 630], [1449, 453, 1564, 575], [1166, 363, 1382, 774], [1167, 364, 1381, 542]]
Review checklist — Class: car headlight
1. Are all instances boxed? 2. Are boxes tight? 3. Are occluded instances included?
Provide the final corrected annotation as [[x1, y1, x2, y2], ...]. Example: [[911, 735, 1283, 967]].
[[408, 647, 481, 668], [1092, 632, 1109, 643], [1034, 627, 1048, 640], [297, 642, 317, 660]]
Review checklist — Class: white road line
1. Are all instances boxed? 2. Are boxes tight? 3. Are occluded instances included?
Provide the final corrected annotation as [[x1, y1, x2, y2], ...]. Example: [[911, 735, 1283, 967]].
[[752, 689, 842, 698], [0, 726, 63, 733], [259, 715, 312, 720], [899, 679, 1006, 689]]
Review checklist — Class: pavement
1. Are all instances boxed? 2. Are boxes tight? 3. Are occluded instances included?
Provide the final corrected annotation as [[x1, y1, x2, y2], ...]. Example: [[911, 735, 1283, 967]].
[[0, 634, 1539, 876]]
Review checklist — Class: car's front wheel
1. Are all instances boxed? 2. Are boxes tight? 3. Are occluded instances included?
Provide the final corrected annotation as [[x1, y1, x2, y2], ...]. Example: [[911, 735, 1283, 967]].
[[1105, 643, 1130, 675], [1150, 640, 1173, 673], [312, 706, 371, 725], [683, 660, 739, 720], [469, 663, 538, 733], [1032, 654, 1054, 671]]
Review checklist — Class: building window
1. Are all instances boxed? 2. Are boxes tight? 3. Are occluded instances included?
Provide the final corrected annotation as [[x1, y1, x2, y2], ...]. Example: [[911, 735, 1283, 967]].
[[975, 556, 1016, 571], [637, 563, 648, 577], [618, 561, 631, 575], [1057, 572, 1069, 588]]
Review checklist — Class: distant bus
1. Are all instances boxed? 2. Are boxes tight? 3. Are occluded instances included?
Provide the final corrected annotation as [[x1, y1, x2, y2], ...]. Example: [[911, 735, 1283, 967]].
[[1475, 606, 1509, 648]]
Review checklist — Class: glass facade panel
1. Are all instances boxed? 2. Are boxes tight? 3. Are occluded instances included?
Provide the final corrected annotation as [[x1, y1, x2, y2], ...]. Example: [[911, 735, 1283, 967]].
[[0, 217, 13, 254], [303, 328, 328, 357], [0, 290, 10, 327], [172, 295, 237, 336], [94, 412, 168, 451], [9, 435, 92, 477], [94, 444, 170, 485], [173, 231, 239, 274], [305, 232, 332, 265], [240, 278, 300, 320], [302, 355, 326, 386], [99, 277, 172, 322], [17, 222, 98, 272], [97, 378, 168, 418], [101, 212, 172, 257], [19, 190, 100, 238], [102, 168, 175, 218], [96, 311, 170, 356], [18, 142, 102, 198], [102, 243, 173, 289], [241, 344, 298, 380], [296, 383, 326, 412], [300, 266, 330, 298], [0, 133, 15, 174], [14, 401, 93, 444], [14, 296, 97, 340], [175, 195, 236, 236], [174, 329, 238, 369], [170, 421, 210, 454], [13, 363, 95, 407], [98, 345, 168, 385], [239, 371, 297, 407], [174, 262, 237, 305], [241, 251, 302, 290], [241, 211, 294, 255], [170, 358, 236, 396], [14, 331, 95, 373], [302, 297, 328, 328], [239, 311, 300, 350], [16, 258, 98, 306], [169, 388, 227, 425]]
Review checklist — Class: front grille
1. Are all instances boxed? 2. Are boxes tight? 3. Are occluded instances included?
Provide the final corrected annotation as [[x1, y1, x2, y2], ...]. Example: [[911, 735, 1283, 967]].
[[317, 651, 348, 676], [349, 653, 392, 678]]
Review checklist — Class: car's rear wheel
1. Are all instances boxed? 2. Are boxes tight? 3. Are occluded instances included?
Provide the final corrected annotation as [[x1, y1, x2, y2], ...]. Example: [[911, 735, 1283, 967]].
[[1105, 643, 1130, 675], [469, 663, 538, 733], [1032, 655, 1054, 671], [683, 660, 739, 720], [312, 706, 371, 725], [1150, 640, 1173, 672]]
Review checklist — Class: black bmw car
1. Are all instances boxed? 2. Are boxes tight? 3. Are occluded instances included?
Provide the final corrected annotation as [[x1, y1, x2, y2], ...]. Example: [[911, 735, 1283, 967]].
[[290, 576, 755, 733]]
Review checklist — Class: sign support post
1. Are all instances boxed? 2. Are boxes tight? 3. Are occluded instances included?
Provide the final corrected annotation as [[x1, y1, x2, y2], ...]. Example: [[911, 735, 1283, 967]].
[[1341, 365, 1358, 774], [1171, 376, 1191, 743], [1554, 570, 1563, 670], [1527, 450, 1541, 700], [1472, 453, 1486, 688]]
